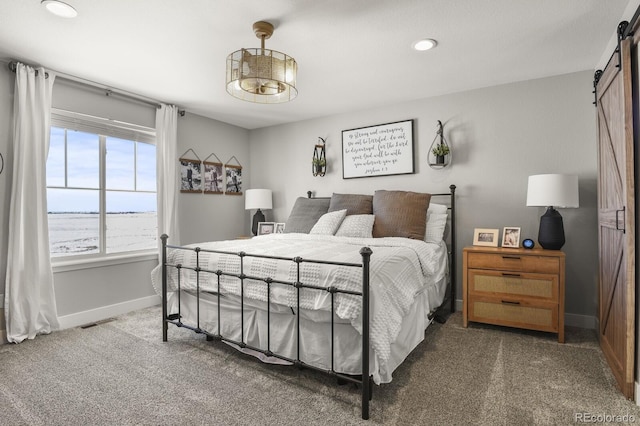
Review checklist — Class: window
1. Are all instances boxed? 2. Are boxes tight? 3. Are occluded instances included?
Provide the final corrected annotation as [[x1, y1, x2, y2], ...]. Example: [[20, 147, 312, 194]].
[[46, 110, 157, 258]]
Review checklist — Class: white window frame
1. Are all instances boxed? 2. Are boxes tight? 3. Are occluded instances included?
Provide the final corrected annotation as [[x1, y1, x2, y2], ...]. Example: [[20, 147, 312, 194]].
[[48, 109, 157, 266]]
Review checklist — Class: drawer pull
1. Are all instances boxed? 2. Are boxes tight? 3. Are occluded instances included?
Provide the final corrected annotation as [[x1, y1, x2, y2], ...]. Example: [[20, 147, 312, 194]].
[[502, 255, 521, 260], [502, 273, 521, 277], [501, 300, 521, 305]]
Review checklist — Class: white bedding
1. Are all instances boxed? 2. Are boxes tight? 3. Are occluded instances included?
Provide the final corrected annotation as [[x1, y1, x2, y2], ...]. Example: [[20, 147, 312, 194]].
[[151, 233, 448, 365]]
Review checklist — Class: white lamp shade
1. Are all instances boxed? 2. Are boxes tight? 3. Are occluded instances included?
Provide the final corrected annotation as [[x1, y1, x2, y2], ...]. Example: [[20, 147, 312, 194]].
[[245, 189, 273, 210], [526, 174, 579, 208]]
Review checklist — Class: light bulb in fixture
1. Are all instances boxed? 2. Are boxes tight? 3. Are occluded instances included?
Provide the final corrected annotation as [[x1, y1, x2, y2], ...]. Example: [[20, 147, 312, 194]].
[[42, 0, 78, 18], [413, 39, 437, 51]]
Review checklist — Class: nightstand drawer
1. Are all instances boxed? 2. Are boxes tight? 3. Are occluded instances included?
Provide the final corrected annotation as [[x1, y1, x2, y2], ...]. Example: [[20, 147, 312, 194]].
[[468, 299, 558, 332], [466, 252, 559, 274], [468, 270, 558, 301]]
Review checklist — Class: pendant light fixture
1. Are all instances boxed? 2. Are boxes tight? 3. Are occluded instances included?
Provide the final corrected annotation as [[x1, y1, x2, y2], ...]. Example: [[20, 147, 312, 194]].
[[226, 21, 298, 104]]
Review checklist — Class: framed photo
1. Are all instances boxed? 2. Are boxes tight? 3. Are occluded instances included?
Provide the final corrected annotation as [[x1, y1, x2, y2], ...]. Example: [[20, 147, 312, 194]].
[[257, 222, 275, 236], [342, 119, 414, 179], [502, 227, 521, 248], [473, 228, 499, 247], [275, 223, 285, 233], [179, 159, 202, 193], [225, 164, 242, 195], [203, 161, 223, 194]]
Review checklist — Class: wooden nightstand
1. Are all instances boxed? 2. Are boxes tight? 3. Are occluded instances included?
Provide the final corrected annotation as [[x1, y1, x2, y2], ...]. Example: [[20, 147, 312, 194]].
[[462, 246, 565, 343]]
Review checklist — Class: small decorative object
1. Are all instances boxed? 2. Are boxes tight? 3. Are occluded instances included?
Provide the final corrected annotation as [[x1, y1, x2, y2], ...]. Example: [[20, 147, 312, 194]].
[[526, 174, 579, 250], [342, 119, 414, 179], [245, 189, 273, 236], [522, 238, 535, 249], [501, 227, 521, 248], [224, 156, 243, 195], [257, 222, 276, 236], [0, 152, 3, 175], [312, 137, 327, 176], [203, 153, 223, 194], [179, 149, 202, 193], [473, 228, 499, 247], [428, 120, 451, 169], [275, 223, 285, 233]]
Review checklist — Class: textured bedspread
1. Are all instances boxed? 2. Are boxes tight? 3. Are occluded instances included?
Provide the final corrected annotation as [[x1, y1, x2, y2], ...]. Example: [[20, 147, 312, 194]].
[[151, 233, 447, 362]]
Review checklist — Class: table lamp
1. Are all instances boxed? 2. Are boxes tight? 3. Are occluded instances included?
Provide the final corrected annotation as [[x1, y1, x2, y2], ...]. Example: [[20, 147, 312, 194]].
[[245, 189, 273, 235], [526, 174, 579, 250]]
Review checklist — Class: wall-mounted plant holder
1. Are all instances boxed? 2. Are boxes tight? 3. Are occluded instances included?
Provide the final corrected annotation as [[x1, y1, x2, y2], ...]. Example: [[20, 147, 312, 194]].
[[428, 120, 451, 169], [312, 137, 326, 176]]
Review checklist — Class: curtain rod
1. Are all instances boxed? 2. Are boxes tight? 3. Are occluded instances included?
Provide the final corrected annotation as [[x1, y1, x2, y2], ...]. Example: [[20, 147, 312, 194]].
[[7, 60, 185, 116]]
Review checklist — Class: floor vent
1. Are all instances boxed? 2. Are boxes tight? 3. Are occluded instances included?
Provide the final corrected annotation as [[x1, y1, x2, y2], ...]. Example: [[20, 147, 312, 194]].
[[80, 318, 116, 329]]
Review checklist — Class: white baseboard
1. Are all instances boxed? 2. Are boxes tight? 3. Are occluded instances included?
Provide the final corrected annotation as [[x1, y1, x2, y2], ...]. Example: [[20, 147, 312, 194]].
[[0, 305, 6, 344], [636, 382, 640, 406], [57, 295, 160, 330], [454, 299, 597, 329], [565, 312, 597, 329], [455, 299, 463, 312]]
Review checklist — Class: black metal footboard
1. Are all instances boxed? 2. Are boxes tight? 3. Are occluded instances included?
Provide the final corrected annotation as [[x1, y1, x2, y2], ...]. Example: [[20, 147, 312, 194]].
[[161, 235, 374, 419], [160, 184, 456, 420]]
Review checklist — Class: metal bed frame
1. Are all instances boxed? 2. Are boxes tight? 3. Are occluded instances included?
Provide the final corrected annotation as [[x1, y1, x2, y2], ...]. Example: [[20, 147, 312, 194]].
[[161, 184, 456, 420]]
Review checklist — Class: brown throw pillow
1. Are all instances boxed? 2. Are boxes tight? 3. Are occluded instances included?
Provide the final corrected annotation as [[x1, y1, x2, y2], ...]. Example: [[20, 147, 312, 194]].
[[372, 190, 431, 239], [328, 193, 373, 216]]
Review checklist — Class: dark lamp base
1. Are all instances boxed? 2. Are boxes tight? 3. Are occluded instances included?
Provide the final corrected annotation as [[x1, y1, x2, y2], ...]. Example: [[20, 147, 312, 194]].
[[252, 209, 265, 236], [538, 207, 565, 250]]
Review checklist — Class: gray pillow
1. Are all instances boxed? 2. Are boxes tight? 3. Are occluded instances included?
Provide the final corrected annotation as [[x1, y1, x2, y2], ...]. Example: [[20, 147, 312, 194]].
[[328, 193, 373, 215], [284, 197, 331, 233]]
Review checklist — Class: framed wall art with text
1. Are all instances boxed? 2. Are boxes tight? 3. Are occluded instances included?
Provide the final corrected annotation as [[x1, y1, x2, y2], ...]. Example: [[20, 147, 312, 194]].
[[342, 119, 414, 179]]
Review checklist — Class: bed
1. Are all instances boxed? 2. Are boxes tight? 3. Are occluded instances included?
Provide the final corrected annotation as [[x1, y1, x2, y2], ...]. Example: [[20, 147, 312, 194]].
[[152, 186, 456, 420]]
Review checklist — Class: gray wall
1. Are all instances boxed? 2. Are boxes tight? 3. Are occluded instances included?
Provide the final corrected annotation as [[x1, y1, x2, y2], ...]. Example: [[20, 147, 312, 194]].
[[176, 113, 250, 245], [248, 70, 598, 323], [0, 66, 600, 325], [0, 65, 12, 301]]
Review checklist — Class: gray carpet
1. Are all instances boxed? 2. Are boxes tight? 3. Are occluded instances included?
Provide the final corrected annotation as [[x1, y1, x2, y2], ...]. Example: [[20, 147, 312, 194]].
[[1, 307, 639, 425]]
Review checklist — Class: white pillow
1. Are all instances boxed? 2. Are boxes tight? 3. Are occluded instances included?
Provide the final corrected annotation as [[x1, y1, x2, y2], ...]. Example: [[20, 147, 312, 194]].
[[310, 209, 347, 235], [425, 212, 448, 243], [428, 203, 448, 215], [335, 214, 375, 238]]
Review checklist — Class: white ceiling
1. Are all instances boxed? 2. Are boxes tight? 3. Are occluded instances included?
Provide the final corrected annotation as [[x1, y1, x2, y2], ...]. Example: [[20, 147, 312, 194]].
[[0, 0, 631, 129]]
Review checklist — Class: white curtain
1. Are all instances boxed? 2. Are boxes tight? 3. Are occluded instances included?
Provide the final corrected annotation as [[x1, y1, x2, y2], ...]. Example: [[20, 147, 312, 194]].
[[5, 63, 59, 343], [155, 104, 180, 253]]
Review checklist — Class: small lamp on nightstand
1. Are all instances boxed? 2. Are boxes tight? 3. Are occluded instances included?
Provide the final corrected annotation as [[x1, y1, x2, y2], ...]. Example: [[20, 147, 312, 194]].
[[245, 189, 273, 236], [526, 174, 579, 250]]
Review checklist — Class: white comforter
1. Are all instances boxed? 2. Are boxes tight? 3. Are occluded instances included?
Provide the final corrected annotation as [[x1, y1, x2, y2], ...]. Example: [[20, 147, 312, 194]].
[[151, 233, 447, 362]]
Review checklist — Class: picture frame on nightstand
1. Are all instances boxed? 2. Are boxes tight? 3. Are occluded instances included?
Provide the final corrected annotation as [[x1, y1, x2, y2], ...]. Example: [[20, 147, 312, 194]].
[[257, 222, 276, 236], [501, 227, 521, 248], [472, 228, 499, 247]]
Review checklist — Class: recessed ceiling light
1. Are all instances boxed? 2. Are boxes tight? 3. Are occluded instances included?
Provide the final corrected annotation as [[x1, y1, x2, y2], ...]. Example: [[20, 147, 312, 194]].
[[41, 0, 78, 18], [413, 39, 437, 51]]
